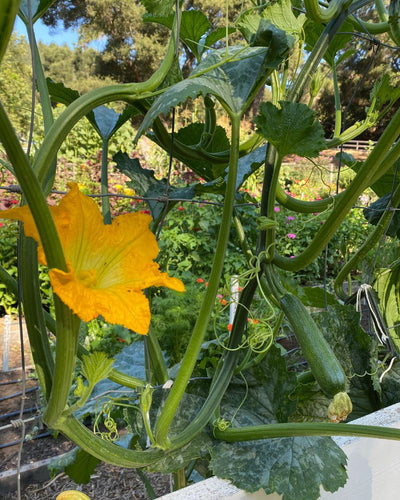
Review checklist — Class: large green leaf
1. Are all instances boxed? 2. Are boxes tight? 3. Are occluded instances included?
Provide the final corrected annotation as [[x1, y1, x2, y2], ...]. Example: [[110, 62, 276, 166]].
[[49, 447, 101, 484], [370, 72, 400, 111], [141, 0, 176, 17], [196, 144, 267, 195], [281, 276, 339, 308], [304, 19, 354, 68], [314, 304, 381, 420], [46, 79, 139, 139], [137, 30, 292, 134], [92, 105, 138, 140], [374, 263, 400, 355], [144, 10, 235, 61], [210, 436, 347, 500], [337, 151, 400, 198], [145, 10, 205, 60], [291, 381, 333, 421], [124, 389, 212, 474], [209, 345, 348, 499], [74, 341, 147, 419], [236, 345, 298, 424], [19, 0, 57, 24], [380, 360, 400, 407], [113, 152, 196, 221], [64, 448, 101, 484], [172, 122, 229, 181], [237, 0, 305, 44], [203, 27, 235, 52], [254, 101, 326, 158], [363, 193, 400, 238]]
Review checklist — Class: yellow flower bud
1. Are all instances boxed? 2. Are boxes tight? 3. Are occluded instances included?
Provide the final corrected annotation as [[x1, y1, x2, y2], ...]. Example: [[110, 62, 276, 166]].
[[327, 392, 353, 423]]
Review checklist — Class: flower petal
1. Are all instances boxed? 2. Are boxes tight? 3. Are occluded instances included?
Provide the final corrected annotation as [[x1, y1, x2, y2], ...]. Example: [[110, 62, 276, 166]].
[[50, 265, 152, 335], [0, 205, 46, 263], [1, 183, 185, 332]]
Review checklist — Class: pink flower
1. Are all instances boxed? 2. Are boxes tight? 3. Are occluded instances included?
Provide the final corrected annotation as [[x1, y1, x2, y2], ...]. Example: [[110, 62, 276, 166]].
[[274, 206, 280, 212], [286, 216, 295, 222], [287, 233, 296, 239]]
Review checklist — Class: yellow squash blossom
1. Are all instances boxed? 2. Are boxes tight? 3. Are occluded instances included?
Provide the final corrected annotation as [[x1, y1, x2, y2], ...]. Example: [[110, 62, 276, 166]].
[[56, 491, 91, 500], [0, 183, 184, 334]]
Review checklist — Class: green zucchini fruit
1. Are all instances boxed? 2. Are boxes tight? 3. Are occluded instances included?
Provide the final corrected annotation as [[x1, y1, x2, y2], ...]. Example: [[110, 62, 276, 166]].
[[280, 292, 347, 397]]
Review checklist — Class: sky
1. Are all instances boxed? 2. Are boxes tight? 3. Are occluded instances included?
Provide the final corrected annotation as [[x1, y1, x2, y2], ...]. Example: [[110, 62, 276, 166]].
[[14, 17, 80, 48]]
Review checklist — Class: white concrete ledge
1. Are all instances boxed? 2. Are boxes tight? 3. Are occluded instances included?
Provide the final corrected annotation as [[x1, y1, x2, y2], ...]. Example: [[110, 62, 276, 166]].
[[159, 402, 400, 500]]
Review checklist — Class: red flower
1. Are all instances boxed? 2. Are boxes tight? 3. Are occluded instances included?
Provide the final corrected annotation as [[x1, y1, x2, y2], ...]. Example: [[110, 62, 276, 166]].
[[196, 278, 204, 283]]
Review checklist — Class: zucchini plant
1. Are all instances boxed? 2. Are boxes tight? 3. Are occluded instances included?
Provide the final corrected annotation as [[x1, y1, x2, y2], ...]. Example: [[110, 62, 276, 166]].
[[2, 0, 400, 498]]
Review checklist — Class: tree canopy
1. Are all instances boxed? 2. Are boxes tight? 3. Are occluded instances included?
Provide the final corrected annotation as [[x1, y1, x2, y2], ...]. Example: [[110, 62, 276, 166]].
[[42, 0, 249, 82]]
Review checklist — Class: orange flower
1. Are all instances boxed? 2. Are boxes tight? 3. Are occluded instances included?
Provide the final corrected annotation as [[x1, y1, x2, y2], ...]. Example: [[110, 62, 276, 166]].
[[0, 183, 184, 334]]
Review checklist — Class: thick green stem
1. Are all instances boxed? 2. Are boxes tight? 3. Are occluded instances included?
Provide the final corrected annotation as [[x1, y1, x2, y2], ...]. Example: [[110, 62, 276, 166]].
[[20, 236, 54, 400], [334, 183, 400, 300], [214, 422, 400, 442], [273, 107, 400, 272], [0, 91, 82, 429], [174, 469, 187, 490], [348, 16, 389, 34], [57, 415, 165, 467], [332, 65, 342, 138], [258, 144, 276, 255], [287, 13, 347, 104], [27, 29, 53, 134], [266, 154, 283, 259], [0, 103, 66, 272], [145, 326, 170, 385], [101, 138, 111, 224], [169, 278, 259, 449], [44, 298, 81, 427], [154, 115, 242, 448], [376, 0, 389, 21], [32, 14, 179, 190], [276, 184, 339, 213], [304, 0, 352, 22]]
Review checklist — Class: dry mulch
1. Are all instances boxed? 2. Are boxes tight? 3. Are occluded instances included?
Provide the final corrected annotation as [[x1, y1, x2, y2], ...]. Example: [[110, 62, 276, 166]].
[[2, 465, 173, 500]]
